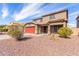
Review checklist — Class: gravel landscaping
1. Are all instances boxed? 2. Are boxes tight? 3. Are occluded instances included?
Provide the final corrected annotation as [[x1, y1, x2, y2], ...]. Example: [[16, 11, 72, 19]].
[[0, 34, 79, 56]]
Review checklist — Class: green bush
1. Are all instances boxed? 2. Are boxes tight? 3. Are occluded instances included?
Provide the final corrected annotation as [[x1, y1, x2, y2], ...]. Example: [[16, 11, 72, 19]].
[[7, 23, 23, 39], [0, 25, 8, 32], [8, 30, 23, 39], [0, 28, 3, 32], [58, 27, 73, 38], [3, 28, 8, 32]]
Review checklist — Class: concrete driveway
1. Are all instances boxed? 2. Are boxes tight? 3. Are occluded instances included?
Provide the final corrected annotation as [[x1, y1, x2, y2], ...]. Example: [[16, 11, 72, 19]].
[[0, 33, 39, 40], [0, 34, 12, 40], [0, 33, 37, 40]]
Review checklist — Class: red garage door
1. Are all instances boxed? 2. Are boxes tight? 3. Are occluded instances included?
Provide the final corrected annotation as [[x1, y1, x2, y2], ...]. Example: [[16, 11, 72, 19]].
[[25, 26, 35, 33]]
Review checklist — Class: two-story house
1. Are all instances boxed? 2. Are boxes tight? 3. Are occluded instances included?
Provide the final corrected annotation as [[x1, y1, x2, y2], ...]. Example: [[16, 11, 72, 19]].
[[24, 9, 68, 34]]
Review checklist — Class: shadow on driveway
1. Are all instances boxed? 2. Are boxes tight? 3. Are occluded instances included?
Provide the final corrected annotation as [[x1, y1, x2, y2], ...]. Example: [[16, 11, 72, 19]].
[[16, 37, 32, 41]]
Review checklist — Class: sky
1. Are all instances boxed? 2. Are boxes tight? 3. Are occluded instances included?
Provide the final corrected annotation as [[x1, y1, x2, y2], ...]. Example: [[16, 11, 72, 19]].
[[0, 3, 79, 27]]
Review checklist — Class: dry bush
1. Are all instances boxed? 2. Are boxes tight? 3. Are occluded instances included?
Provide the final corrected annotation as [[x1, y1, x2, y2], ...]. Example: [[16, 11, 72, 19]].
[[48, 34, 58, 40]]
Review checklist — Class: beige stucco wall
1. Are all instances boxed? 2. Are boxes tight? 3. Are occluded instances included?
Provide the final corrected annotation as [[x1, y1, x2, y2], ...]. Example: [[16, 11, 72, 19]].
[[33, 19, 42, 23], [33, 16, 49, 24], [33, 10, 68, 24], [70, 27, 79, 35], [25, 10, 68, 34], [49, 22, 66, 27], [42, 16, 49, 23], [55, 11, 67, 20]]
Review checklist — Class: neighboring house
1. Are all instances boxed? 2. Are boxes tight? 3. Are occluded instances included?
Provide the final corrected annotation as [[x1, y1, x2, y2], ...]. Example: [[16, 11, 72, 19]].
[[76, 16, 79, 28], [24, 9, 68, 34]]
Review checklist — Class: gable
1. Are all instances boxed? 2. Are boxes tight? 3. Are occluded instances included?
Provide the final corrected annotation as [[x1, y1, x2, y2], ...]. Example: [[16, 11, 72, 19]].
[[32, 9, 68, 24]]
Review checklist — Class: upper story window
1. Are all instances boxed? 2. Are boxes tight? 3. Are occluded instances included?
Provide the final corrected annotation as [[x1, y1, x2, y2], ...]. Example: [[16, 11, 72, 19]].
[[49, 15, 55, 20]]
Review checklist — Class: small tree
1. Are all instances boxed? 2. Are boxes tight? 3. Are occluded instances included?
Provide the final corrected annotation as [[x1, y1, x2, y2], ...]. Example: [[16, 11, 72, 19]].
[[0, 25, 8, 33], [7, 22, 24, 39], [58, 27, 73, 38]]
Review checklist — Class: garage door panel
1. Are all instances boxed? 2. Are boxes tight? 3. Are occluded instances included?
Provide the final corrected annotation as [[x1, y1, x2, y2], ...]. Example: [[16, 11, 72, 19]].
[[25, 26, 35, 33]]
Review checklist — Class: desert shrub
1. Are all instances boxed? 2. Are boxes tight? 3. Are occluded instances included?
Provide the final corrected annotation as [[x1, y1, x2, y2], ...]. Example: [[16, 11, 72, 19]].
[[2, 27, 8, 32], [7, 23, 24, 39], [48, 34, 58, 40], [8, 30, 23, 39], [58, 27, 73, 38], [0, 25, 8, 32], [0, 28, 3, 32], [3, 28, 8, 32]]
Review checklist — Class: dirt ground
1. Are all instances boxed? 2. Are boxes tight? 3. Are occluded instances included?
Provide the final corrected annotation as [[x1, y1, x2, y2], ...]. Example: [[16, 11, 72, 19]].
[[0, 34, 79, 56]]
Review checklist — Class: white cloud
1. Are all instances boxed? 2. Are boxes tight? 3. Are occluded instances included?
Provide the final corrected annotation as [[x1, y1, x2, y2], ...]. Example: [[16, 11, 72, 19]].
[[13, 3, 77, 21], [14, 3, 44, 21], [2, 4, 8, 18], [21, 4, 75, 20], [69, 11, 79, 17]]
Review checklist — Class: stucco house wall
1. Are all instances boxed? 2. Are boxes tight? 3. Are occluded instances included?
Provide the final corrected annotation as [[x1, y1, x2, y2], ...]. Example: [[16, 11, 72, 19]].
[[24, 9, 68, 34], [70, 28, 79, 35], [33, 10, 68, 24]]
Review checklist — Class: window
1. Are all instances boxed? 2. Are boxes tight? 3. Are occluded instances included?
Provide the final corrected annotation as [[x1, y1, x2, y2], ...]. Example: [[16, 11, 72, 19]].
[[49, 15, 55, 19]]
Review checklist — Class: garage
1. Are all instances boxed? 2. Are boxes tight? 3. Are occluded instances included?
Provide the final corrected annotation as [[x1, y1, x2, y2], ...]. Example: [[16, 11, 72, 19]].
[[24, 26, 35, 33]]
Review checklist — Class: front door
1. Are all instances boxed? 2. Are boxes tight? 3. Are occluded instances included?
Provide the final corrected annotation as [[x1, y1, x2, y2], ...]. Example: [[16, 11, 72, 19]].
[[41, 26, 48, 33]]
